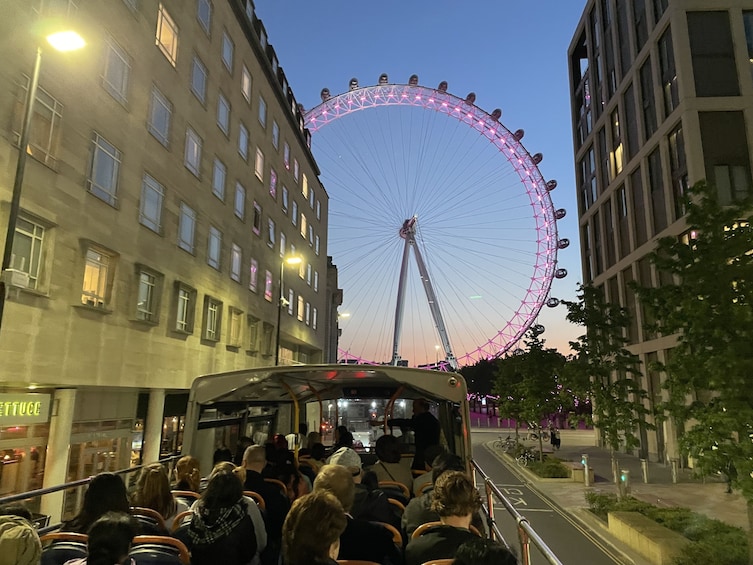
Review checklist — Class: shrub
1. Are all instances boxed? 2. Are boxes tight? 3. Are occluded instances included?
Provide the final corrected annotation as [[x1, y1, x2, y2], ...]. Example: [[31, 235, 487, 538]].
[[529, 457, 570, 478]]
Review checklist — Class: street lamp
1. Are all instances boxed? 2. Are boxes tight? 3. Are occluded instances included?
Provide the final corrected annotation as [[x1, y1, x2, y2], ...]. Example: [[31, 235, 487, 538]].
[[0, 30, 85, 333], [274, 254, 302, 365]]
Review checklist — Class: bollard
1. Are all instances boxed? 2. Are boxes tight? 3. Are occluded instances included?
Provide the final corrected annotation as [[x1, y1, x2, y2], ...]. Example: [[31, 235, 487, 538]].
[[671, 458, 679, 484], [581, 454, 591, 487], [640, 458, 649, 483], [618, 469, 631, 498]]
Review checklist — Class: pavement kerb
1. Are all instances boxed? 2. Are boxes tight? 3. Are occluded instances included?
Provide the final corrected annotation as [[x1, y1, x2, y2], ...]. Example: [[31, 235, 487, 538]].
[[483, 441, 652, 565]]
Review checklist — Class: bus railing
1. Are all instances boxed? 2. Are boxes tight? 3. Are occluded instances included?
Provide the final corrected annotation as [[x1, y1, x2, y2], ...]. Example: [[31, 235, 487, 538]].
[[472, 459, 563, 565], [0, 455, 182, 534]]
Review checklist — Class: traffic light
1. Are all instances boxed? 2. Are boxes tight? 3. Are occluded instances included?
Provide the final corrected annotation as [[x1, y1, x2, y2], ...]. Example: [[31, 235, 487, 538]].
[[618, 468, 631, 497]]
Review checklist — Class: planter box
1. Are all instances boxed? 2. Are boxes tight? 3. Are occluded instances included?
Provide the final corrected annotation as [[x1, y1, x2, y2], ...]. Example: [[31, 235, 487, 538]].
[[608, 511, 689, 565]]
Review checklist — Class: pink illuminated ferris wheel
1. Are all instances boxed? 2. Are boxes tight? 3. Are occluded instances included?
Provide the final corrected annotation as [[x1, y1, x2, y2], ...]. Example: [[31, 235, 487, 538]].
[[303, 75, 568, 370]]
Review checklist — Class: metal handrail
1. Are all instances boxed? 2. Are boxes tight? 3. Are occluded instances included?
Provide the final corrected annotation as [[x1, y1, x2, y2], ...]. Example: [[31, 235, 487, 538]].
[[472, 459, 563, 565]]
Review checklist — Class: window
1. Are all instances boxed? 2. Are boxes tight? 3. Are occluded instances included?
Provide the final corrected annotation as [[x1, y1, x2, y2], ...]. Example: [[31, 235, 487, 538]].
[[305, 302, 310, 326], [316, 200, 321, 220], [139, 174, 164, 233], [280, 232, 286, 257], [639, 58, 656, 141], [230, 243, 242, 282], [658, 28, 679, 118], [207, 226, 221, 269], [313, 271, 319, 292], [238, 122, 249, 160], [249, 258, 259, 292], [287, 289, 294, 315], [309, 187, 315, 209], [156, 3, 178, 66], [184, 128, 202, 176], [148, 87, 171, 146], [191, 57, 207, 103], [102, 37, 130, 103], [88, 133, 121, 206], [197, 0, 211, 35], [648, 148, 667, 234], [122, 0, 138, 11], [203, 297, 221, 341], [252, 202, 262, 235], [653, 0, 668, 23], [228, 308, 242, 347], [315, 235, 320, 255], [82, 248, 111, 308], [136, 270, 160, 322], [631, 166, 648, 246], [234, 182, 245, 219], [247, 315, 260, 352], [221, 31, 234, 72], [306, 263, 312, 286], [745, 11, 753, 81], [308, 224, 314, 246], [312, 307, 318, 330], [272, 121, 279, 149], [10, 217, 45, 289], [258, 96, 267, 127], [688, 11, 739, 97], [609, 109, 623, 180], [13, 78, 62, 167], [293, 158, 299, 182], [267, 218, 276, 247], [668, 125, 688, 220], [178, 203, 196, 253], [623, 84, 638, 161], [299, 260, 305, 279], [292, 201, 298, 226], [175, 283, 196, 333], [241, 65, 252, 102], [282, 186, 289, 213], [269, 168, 277, 199], [212, 158, 226, 200], [632, 0, 647, 55], [264, 271, 273, 301], [302, 174, 308, 198], [300, 213, 307, 238], [297, 296, 304, 321], [217, 92, 230, 135], [283, 143, 290, 169], [255, 147, 264, 180], [700, 111, 752, 204]]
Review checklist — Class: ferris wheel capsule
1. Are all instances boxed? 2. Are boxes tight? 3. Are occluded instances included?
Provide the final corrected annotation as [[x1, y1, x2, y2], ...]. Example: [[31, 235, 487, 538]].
[[546, 297, 560, 308], [513, 129, 525, 141], [378, 73, 389, 85], [491, 109, 502, 121], [408, 74, 419, 86], [320, 88, 331, 101], [546, 180, 558, 191], [465, 92, 476, 104], [532, 153, 543, 164], [349, 78, 359, 91], [555, 268, 568, 279], [558, 238, 570, 249], [554, 208, 566, 219], [531, 324, 545, 335], [438, 81, 448, 92]]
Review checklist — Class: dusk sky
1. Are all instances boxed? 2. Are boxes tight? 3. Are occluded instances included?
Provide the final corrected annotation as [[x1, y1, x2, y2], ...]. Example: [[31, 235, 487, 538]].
[[256, 1, 588, 361]]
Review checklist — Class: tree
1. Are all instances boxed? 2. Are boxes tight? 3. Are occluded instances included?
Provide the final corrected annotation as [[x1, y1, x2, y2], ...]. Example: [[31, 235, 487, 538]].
[[561, 284, 651, 483], [633, 180, 753, 561]]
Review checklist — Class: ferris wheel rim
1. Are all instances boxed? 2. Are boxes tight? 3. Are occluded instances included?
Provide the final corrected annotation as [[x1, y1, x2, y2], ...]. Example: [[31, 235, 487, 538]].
[[303, 82, 561, 366]]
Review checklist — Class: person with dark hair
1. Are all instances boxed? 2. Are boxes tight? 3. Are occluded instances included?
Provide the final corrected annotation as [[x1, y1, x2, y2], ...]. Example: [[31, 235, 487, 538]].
[[64, 511, 138, 565], [330, 426, 353, 455], [62, 473, 131, 534], [132, 463, 189, 530], [412, 444, 447, 497], [371, 399, 441, 470], [176, 469, 256, 565], [453, 537, 519, 565], [282, 491, 347, 565], [213, 444, 233, 465], [0, 503, 32, 521], [405, 471, 482, 565], [369, 434, 413, 495]]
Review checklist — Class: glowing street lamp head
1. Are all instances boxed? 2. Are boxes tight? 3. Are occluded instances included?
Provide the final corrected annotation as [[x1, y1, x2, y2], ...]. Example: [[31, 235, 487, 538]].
[[46, 30, 86, 52], [285, 256, 302, 266]]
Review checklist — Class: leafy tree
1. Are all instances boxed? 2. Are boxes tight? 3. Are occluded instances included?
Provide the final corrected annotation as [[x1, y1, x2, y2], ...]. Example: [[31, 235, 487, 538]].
[[561, 284, 651, 482], [633, 180, 753, 560], [459, 358, 497, 396]]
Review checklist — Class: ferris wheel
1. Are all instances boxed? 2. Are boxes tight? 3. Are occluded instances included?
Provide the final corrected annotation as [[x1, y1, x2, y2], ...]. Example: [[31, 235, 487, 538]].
[[303, 74, 568, 370]]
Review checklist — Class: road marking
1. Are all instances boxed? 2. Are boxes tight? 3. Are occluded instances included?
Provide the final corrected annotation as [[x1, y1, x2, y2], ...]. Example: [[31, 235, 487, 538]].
[[517, 508, 555, 512]]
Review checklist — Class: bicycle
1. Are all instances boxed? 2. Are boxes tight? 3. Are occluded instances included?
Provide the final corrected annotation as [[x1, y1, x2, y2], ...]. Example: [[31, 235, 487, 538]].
[[493, 435, 516, 453], [515, 449, 536, 467]]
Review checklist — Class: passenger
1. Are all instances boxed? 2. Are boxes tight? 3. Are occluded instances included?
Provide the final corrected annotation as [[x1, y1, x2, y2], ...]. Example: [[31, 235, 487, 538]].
[[64, 511, 138, 565], [313, 464, 402, 565], [371, 399, 441, 470], [330, 426, 353, 454], [412, 444, 446, 497], [62, 473, 131, 534], [281, 491, 347, 565], [173, 455, 202, 493], [453, 537, 519, 565], [242, 445, 291, 565], [271, 462, 310, 501], [0, 511, 41, 565], [404, 471, 482, 565], [368, 434, 414, 496], [176, 468, 256, 565], [305, 431, 323, 452], [328, 446, 394, 526], [213, 444, 233, 465], [309, 443, 327, 471], [234, 437, 254, 466], [286, 423, 308, 451], [132, 462, 189, 531]]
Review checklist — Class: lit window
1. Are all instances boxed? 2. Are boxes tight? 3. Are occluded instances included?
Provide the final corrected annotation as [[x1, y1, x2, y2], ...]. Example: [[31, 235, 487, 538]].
[[252, 202, 262, 235], [156, 3, 178, 66], [283, 143, 290, 169], [13, 78, 62, 167], [299, 260, 305, 279], [249, 258, 259, 292], [175, 284, 195, 333], [297, 295, 304, 321], [238, 122, 249, 161], [293, 158, 299, 183], [282, 186, 289, 213], [302, 174, 308, 198], [241, 65, 252, 102], [139, 174, 164, 233], [217, 92, 230, 134], [102, 37, 130, 103], [148, 87, 172, 146], [207, 226, 221, 269], [313, 271, 319, 292], [255, 147, 264, 180], [312, 307, 318, 330], [272, 121, 279, 149], [258, 96, 267, 127], [82, 248, 110, 308], [221, 31, 234, 71], [191, 57, 207, 103], [230, 243, 242, 282], [268, 218, 276, 247], [136, 270, 160, 322], [228, 308, 242, 346], [88, 132, 121, 206], [204, 297, 221, 340], [197, 0, 211, 34], [178, 202, 196, 253], [269, 168, 277, 199], [184, 128, 202, 176], [300, 214, 307, 238], [234, 182, 245, 219], [212, 158, 226, 200], [10, 217, 45, 290], [264, 270, 273, 301], [292, 201, 298, 226]]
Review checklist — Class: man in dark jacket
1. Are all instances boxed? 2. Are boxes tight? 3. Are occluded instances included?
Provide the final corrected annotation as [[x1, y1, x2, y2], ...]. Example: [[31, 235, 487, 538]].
[[372, 398, 441, 470]]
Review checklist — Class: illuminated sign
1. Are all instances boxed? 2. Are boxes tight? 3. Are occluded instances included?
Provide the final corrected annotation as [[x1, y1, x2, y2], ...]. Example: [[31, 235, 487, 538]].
[[0, 394, 51, 425]]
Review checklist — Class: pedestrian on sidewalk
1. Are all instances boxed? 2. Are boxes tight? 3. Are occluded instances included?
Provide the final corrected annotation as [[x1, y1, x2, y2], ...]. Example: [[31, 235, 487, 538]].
[[551, 428, 561, 450]]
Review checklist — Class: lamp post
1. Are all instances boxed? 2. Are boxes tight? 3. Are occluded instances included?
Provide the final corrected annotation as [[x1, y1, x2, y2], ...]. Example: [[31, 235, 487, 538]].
[[275, 255, 302, 365], [0, 31, 85, 334]]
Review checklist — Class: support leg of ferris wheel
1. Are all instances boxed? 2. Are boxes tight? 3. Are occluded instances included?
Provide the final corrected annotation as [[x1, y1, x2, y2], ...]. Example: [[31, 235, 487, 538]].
[[390, 216, 458, 371]]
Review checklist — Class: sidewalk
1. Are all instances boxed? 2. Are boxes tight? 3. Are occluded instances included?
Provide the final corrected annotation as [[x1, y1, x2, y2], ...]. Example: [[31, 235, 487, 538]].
[[485, 427, 748, 530]]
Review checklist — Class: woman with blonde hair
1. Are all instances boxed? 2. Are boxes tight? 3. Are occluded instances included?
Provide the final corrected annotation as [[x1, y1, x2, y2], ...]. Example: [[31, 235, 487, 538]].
[[282, 491, 347, 565], [132, 463, 189, 531], [173, 455, 202, 492]]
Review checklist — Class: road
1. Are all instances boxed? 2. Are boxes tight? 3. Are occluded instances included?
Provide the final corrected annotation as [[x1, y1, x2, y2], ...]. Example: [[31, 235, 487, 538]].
[[470, 429, 624, 565]]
